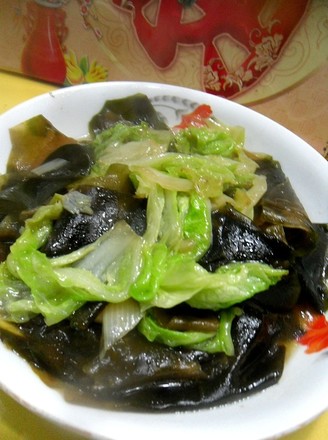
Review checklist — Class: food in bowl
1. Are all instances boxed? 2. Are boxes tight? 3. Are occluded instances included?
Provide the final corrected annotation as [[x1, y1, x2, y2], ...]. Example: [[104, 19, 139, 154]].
[[0, 90, 327, 412]]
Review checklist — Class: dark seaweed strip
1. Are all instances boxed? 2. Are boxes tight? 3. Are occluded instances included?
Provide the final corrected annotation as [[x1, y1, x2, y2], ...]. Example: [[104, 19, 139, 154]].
[[89, 93, 168, 136], [0, 307, 291, 411]]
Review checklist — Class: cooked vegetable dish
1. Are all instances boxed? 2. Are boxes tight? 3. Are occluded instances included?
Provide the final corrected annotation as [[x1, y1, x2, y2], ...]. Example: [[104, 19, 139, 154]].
[[0, 94, 327, 411]]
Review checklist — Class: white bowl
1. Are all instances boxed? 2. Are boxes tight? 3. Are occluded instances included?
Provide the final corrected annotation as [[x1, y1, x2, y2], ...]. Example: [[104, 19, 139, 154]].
[[0, 82, 327, 440]]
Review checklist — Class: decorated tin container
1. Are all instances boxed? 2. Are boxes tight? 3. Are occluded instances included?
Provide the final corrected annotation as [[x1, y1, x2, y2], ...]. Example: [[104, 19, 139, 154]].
[[0, 0, 327, 153]]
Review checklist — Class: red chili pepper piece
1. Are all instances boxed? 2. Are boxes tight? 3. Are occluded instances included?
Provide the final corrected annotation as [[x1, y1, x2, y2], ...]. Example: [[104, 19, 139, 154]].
[[298, 315, 328, 354], [175, 104, 212, 129]]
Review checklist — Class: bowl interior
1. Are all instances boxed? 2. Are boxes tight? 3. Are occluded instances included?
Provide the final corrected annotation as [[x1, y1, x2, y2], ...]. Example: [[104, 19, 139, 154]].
[[0, 82, 328, 440]]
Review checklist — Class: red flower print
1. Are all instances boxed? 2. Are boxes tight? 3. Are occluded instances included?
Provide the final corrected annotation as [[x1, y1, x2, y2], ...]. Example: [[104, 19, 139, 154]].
[[80, 5, 88, 15]]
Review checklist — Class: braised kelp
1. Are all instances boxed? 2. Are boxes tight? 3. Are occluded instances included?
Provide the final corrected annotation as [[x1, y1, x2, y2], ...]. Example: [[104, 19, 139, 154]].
[[0, 94, 327, 410]]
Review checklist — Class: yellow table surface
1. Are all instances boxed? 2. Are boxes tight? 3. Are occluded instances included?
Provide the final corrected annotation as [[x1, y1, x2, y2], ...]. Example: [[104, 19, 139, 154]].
[[0, 70, 327, 440]]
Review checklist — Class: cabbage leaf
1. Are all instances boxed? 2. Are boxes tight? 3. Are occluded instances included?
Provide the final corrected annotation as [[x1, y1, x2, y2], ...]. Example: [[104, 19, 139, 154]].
[[0, 110, 287, 354]]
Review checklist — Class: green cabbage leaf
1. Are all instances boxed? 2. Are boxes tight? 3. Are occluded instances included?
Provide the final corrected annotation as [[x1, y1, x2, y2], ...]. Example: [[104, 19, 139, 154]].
[[0, 115, 287, 354]]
